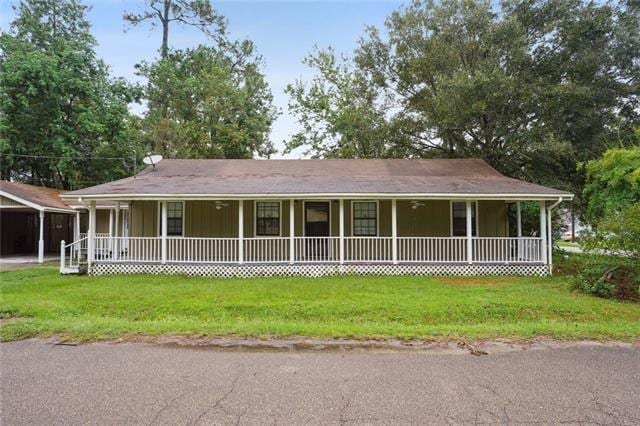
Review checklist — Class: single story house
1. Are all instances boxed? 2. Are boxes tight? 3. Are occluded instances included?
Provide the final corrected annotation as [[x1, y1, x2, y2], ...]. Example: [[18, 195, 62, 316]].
[[0, 181, 128, 263], [59, 159, 572, 277]]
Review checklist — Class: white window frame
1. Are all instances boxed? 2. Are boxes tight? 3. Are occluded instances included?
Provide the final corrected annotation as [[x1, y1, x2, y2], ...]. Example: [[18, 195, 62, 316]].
[[351, 200, 379, 237], [449, 200, 479, 237], [254, 200, 282, 237], [302, 200, 332, 237], [157, 201, 185, 237]]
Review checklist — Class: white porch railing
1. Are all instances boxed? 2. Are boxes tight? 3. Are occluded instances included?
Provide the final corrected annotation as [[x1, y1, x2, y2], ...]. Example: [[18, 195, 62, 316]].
[[398, 237, 467, 263], [473, 237, 542, 263], [245, 238, 289, 263], [94, 236, 161, 263], [295, 237, 340, 263], [59, 237, 87, 273], [168, 237, 238, 263], [79, 233, 109, 250], [65, 236, 545, 266], [345, 237, 392, 263]]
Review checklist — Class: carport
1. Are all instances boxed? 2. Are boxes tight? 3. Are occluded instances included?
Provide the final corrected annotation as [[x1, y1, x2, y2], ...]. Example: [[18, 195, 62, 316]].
[[0, 181, 75, 263]]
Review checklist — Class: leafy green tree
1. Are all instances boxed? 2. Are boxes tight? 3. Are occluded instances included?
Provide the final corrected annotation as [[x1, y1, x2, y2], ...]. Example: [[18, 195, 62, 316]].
[[287, 0, 640, 202], [137, 43, 277, 158], [0, 0, 144, 189], [583, 144, 640, 224], [582, 204, 640, 259], [124, 0, 225, 59], [581, 143, 640, 258], [286, 48, 409, 158]]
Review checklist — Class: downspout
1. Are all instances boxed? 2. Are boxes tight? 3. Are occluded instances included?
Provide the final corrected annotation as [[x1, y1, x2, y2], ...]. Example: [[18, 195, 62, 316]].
[[546, 197, 563, 274]]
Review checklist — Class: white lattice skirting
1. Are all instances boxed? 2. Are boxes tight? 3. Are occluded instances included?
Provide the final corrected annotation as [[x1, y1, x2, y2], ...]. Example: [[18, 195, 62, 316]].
[[89, 262, 550, 277]]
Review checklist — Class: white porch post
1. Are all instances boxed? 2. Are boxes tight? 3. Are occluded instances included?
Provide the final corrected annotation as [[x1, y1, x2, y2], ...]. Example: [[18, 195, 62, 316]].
[[114, 202, 120, 260], [547, 206, 553, 270], [109, 209, 114, 237], [238, 200, 244, 264], [108, 208, 114, 254], [289, 199, 295, 264], [391, 199, 398, 264], [161, 201, 167, 264], [74, 210, 81, 262], [339, 199, 345, 265], [74, 211, 81, 241], [516, 202, 522, 237], [38, 210, 45, 263], [516, 201, 522, 260], [123, 209, 129, 237], [539, 201, 547, 265], [88, 201, 96, 270], [466, 200, 473, 264]]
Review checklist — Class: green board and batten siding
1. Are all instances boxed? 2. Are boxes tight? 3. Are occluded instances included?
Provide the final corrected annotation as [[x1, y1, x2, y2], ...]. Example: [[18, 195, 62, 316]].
[[128, 200, 507, 238], [478, 200, 508, 237], [129, 201, 158, 237]]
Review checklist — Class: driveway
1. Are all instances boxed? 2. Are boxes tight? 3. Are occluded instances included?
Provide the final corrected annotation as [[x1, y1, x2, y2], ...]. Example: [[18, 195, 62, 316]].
[[1, 340, 639, 425], [0, 255, 57, 271]]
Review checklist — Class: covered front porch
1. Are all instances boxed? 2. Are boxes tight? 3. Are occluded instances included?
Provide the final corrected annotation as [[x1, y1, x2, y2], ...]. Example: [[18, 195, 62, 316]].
[[61, 197, 555, 277]]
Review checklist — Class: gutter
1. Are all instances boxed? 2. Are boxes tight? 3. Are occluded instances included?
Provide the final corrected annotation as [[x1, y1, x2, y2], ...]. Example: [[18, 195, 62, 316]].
[[59, 193, 575, 202], [546, 197, 564, 274], [547, 197, 563, 211]]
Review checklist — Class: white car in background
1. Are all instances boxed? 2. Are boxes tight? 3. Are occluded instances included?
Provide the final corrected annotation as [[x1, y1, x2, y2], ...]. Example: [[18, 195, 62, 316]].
[[561, 231, 574, 241]]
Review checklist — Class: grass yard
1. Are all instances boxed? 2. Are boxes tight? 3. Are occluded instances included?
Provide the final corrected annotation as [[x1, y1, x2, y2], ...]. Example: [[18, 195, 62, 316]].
[[1, 264, 639, 342], [557, 241, 581, 248]]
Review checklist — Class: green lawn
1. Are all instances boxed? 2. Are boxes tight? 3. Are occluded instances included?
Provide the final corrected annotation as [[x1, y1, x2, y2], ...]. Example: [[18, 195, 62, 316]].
[[557, 241, 581, 248], [1, 265, 639, 342]]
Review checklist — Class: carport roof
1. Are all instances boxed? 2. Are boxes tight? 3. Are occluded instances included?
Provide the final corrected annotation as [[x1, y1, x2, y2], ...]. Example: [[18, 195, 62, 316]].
[[0, 181, 74, 213]]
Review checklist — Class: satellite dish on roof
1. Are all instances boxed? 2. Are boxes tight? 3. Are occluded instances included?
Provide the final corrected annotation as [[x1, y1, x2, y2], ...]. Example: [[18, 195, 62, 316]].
[[142, 154, 163, 170]]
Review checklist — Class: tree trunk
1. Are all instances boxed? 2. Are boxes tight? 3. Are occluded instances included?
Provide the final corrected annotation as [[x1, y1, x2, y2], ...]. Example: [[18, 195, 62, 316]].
[[571, 202, 575, 242], [161, 0, 170, 59]]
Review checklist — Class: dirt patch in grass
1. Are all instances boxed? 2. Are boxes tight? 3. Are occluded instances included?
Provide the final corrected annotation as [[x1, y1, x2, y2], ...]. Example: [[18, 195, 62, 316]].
[[0, 317, 23, 326]]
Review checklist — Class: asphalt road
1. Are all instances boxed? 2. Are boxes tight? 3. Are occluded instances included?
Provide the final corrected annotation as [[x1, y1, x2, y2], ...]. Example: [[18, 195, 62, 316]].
[[1, 340, 639, 425]]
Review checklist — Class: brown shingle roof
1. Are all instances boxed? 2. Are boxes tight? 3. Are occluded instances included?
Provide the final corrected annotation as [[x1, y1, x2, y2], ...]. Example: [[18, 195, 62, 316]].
[[0, 181, 74, 211], [62, 159, 573, 199]]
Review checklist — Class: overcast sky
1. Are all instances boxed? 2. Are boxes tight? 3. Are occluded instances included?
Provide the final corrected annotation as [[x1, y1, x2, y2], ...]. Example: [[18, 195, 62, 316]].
[[1, 0, 404, 157]]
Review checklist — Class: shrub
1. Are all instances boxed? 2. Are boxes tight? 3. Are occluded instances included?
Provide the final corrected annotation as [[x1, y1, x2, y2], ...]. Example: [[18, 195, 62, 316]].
[[573, 258, 640, 302]]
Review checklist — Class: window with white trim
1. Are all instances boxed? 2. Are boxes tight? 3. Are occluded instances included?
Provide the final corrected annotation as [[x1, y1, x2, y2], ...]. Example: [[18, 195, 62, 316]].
[[352, 201, 377, 236], [256, 201, 280, 236], [167, 202, 183, 236], [451, 202, 476, 236]]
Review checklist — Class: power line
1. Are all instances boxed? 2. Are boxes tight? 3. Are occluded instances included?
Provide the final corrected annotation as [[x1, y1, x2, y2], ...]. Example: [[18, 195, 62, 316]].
[[1, 153, 129, 160]]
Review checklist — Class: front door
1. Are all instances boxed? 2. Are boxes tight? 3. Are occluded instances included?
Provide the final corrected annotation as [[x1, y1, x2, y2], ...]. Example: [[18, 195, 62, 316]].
[[304, 202, 330, 260]]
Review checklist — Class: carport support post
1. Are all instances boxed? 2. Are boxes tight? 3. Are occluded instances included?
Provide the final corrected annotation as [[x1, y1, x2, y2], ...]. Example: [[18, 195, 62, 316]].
[[238, 200, 244, 264], [466, 201, 473, 264], [60, 240, 65, 272], [339, 199, 344, 265], [539, 201, 547, 265], [161, 201, 167, 264], [289, 199, 294, 264], [38, 210, 45, 263], [391, 199, 398, 264]]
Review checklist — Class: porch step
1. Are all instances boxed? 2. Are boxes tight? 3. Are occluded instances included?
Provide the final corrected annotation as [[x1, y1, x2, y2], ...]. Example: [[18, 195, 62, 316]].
[[59, 264, 87, 275]]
